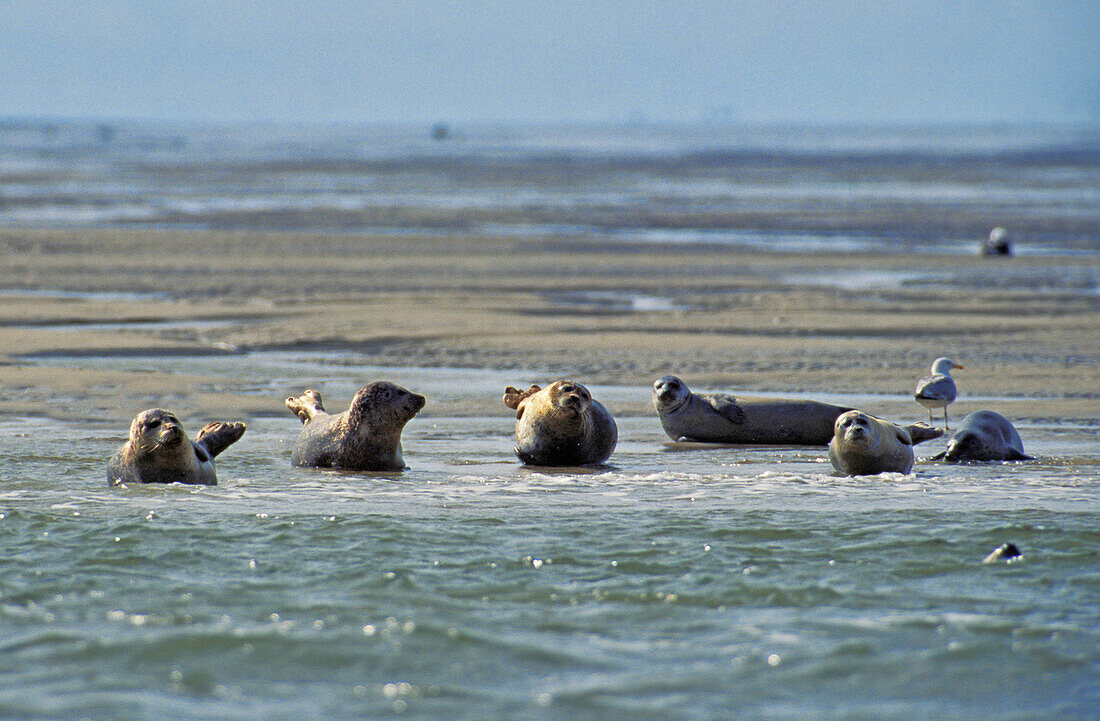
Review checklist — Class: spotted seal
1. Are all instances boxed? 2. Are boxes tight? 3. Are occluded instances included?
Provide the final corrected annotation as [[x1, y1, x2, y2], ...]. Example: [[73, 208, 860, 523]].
[[286, 382, 425, 471], [930, 410, 1032, 462], [108, 408, 246, 486], [827, 410, 943, 476], [651, 375, 854, 446], [502, 380, 617, 466]]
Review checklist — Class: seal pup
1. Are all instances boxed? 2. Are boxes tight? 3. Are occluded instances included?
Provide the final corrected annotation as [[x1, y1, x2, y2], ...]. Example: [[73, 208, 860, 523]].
[[652, 375, 854, 446], [914, 357, 962, 429], [827, 410, 942, 475], [108, 408, 246, 486], [286, 382, 425, 471], [502, 380, 617, 466], [930, 410, 1032, 462]]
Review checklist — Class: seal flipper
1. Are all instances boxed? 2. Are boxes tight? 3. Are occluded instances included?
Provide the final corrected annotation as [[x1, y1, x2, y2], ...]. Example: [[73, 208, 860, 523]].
[[286, 390, 326, 424], [903, 423, 944, 445], [503, 384, 541, 411], [504, 385, 542, 419], [195, 421, 246, 458], [1005, 449, 1034, 461], [703, 393, 747, 424], [928, 450, 947, 460]]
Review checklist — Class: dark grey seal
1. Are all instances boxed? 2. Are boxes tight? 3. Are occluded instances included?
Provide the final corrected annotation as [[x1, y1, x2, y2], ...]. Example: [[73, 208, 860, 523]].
[[652, 375, 853, 446], [108, 408, 246, 486], [286, 382, 425, 471], [502, 380, 617, 466], [930, 410, 1032, 462]]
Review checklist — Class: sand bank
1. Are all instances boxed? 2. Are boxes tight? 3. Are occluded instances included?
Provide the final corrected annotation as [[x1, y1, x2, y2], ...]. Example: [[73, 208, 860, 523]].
[[1, 228, 1096, 424]]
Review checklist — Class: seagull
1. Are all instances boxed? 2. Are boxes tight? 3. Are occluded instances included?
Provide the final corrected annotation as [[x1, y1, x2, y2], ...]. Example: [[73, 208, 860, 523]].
[[914, 357, 962, 429]]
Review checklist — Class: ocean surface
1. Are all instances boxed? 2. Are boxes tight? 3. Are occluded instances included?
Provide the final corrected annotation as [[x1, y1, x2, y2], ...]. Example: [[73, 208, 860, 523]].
[[1, 122, 1099, 720], [2, 120, 1099, 255], [3, 356, 1099, 721]]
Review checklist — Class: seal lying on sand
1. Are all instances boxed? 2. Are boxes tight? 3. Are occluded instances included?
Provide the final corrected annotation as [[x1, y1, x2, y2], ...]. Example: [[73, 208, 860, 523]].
[[828, 410, 944, 476], [108, 408, 245, 486], [502, 380, 617, 466], [930, 410, 1032, 462], [286, 382, 425, 471], [652, 375, 853, 445]]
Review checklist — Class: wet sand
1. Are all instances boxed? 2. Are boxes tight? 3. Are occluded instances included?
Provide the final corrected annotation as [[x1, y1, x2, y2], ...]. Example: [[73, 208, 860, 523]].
[[1, 228, 1097, 424]]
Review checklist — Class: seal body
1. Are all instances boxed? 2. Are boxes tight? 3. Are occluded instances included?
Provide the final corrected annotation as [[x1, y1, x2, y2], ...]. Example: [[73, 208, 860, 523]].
[[503, 380, 617, 466], [652, 375, 852, 446], [108, 408, 246, 486], [931, 410, 1032, 462], [914, 357, 962, 428], [828, 410, 918, 475], [286, 382, 425, 471]]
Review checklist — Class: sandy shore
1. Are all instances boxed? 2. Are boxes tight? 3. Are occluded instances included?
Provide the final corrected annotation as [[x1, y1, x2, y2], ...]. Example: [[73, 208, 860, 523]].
[[1, 228, 1097, 424]]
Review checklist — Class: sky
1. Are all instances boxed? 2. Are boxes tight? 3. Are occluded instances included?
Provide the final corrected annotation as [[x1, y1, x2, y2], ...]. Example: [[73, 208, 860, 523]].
[[2, 1, 1098, 126]]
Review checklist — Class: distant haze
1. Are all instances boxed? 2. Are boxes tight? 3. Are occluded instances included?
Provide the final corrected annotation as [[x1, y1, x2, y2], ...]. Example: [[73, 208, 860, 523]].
[[2, 0, 1098, 125]]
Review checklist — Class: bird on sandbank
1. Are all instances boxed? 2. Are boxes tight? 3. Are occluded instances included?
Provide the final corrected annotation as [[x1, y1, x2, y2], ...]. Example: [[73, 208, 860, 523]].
[[914, 357, 962, 429]]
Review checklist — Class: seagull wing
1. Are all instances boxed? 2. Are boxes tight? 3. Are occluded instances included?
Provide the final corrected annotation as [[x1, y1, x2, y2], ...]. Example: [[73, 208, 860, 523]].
[[915, 374, 957, 403]]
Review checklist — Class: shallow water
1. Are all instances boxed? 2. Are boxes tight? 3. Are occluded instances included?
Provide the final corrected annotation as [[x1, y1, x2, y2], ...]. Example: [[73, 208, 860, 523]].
[[3, 122, 1099, 255], [2, 358, 1098, 720]]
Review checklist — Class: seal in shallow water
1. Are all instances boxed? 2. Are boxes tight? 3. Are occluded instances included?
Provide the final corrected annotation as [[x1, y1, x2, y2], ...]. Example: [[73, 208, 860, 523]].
[[930, 410, 1032, 462], [502, 380, 617, 466], [286, 383, 422, 473], [651, 375, 853, 446], [827, 410, 942, 475], [286, 382, 425, 471], [108, 408, 246, 486]]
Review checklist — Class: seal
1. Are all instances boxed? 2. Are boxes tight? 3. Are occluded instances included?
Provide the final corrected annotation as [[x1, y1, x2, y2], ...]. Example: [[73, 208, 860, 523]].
[[107, 408, 245, 486], [930, 410, 1032, 462], [286, 382, 425, 471], [827, 410, 942, 475], [914, 357, 962, 429], [651, 375, 853, 446], [502, 380, 617, 466]]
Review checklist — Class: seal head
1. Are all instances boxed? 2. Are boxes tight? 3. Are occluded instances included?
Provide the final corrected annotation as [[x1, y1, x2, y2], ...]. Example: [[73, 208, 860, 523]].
[[930, 410, 1032, 462], [287, 381, 425, 471], [108, 408, 246, 486], [828, 410, 915, 475], [503, 380, 617, 466]]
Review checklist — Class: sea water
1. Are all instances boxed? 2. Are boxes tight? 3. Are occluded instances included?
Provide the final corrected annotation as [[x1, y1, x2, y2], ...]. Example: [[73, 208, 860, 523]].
[[1, 357, 1097, 720], [2, 121, 1099, 255]]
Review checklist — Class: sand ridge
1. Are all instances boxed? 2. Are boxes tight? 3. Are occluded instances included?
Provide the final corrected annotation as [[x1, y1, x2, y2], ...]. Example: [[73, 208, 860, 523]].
[[1, 228, 1096, 424]]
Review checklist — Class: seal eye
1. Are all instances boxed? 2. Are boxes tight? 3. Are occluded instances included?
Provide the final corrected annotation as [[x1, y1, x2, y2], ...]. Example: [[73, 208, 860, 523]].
[[147, 419, 161, 429]]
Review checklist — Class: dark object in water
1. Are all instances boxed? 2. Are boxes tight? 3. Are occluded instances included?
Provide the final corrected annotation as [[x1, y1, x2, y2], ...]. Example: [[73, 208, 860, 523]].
[[431, 123, 450, 141], [981, 227, 1013, 256], [983, 542, 1022, 563]]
